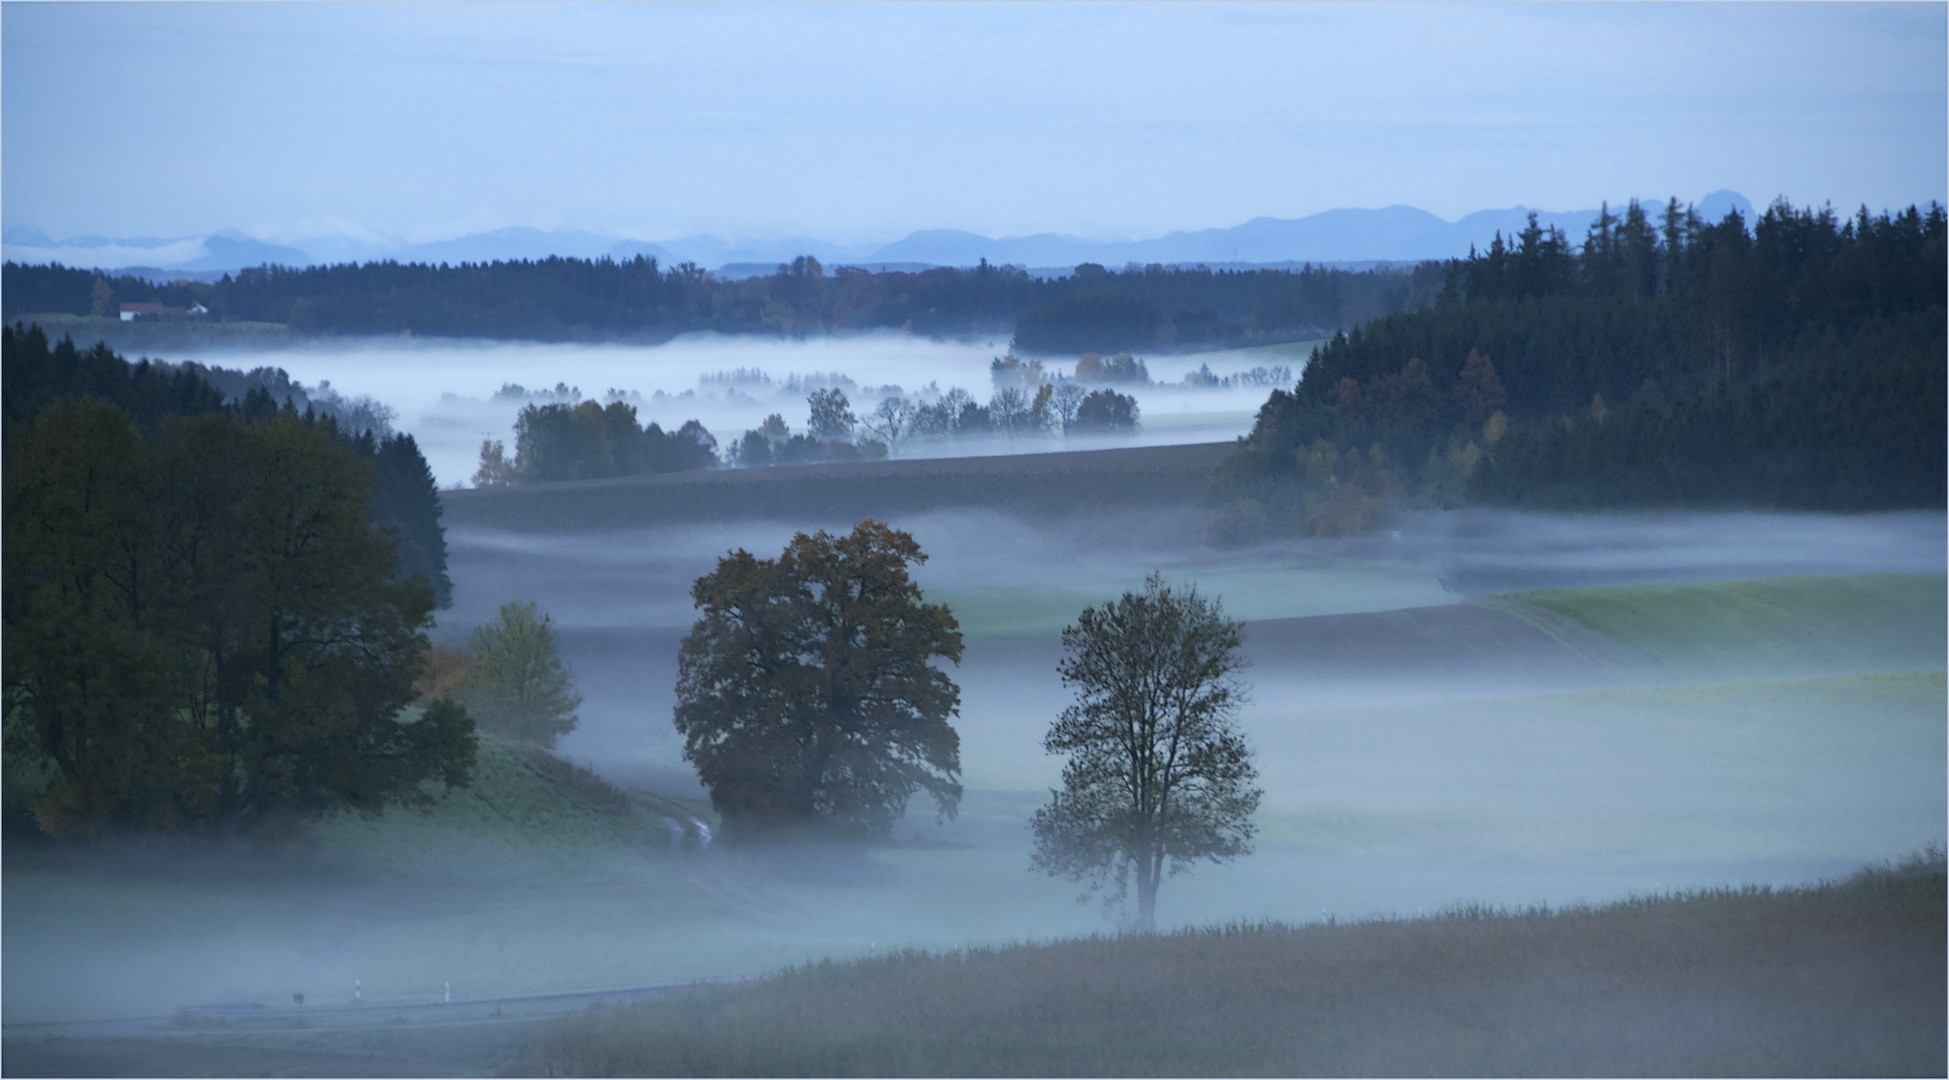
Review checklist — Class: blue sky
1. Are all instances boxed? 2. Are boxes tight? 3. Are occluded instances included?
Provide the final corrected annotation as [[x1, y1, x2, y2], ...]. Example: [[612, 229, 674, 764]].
[[4, 2, 1943, 245]]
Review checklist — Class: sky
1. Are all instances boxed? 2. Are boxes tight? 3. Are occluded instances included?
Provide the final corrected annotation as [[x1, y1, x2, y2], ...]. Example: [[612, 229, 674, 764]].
[[3, 2, 1944, 247]]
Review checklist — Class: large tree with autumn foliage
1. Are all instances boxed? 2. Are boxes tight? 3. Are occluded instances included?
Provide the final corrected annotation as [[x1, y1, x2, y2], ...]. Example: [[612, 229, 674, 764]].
[[673, 521, 964, 842]]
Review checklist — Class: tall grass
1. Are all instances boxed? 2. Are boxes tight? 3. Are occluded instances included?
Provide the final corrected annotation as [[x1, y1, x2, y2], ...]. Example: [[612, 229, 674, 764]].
[[526, 850, 1945, 1077]]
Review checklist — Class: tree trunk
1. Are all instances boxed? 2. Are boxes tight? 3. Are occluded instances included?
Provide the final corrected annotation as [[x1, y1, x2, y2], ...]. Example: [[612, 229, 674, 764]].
[[1135, 850, 1159, 932]]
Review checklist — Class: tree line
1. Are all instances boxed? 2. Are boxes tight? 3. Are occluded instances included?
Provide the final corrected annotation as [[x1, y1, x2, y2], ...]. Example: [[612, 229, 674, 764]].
[[1212, 199, 1947, 535], [474, 399, 720, 486], [2, 255, 1439, 354], [466, 376, 1145, 484], [727, 381, 1142, 468], [2, 324, 453, 604], [3, 325, 471, 838]]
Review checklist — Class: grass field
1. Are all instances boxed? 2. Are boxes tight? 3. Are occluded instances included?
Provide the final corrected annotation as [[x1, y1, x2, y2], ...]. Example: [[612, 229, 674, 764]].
[[933, 563, 1453, 643], [5, 646, 1942, 1075], [18, 853, 1934, 1078], [2, 1020, 534, 1079], [523, 852, 1945, 1078], [9, 482, 1942, 1076], [1491, 572, 1948, 678], [1, 735, 749, 1025], [1239, 670, 1946, 872]]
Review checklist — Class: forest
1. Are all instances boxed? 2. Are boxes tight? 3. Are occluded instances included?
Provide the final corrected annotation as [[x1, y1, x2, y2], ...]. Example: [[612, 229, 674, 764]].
[[1212, 199, 1947, 532], [1, 324, 453, 603], [0, 255, 1441, 353], [2, 324, 470, 836]]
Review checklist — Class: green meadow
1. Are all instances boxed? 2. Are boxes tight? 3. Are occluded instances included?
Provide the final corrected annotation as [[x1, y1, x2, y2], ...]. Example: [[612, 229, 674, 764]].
[[933, 562, 1454, 643], [1493, 572, 1947, 676]]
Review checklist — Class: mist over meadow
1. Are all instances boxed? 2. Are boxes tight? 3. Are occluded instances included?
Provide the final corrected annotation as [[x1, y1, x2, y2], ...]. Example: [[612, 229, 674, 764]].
[[5, 3, 1945, 1073], [158, 332, 1302, 487], [10, 478, 1940, 1027], [7, 212, 1943, 1058]]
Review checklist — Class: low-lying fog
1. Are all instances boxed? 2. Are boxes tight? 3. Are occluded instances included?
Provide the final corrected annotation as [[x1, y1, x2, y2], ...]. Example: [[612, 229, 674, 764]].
[[7, 484, 1944, 1025], [156, 332, 1314, 486]]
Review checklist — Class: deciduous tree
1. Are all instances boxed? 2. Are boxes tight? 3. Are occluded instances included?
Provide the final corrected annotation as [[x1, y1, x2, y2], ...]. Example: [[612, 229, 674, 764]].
[[807, 388, 857, 442], [1072, 390, 1140, 433], [674, 522, 963, 841], [465, 601, 581, 747], [1032, 575, 1260, 930]]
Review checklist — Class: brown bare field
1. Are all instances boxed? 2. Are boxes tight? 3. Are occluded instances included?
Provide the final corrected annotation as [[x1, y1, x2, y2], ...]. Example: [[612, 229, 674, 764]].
[[440, 442, 1235, 532], [524, 855, 1947, 1078]]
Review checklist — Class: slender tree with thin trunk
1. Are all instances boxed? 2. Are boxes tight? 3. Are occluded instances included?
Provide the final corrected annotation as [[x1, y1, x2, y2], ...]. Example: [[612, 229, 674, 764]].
[[465, 601, 581, 748], [1032, 574, 1259, 931]]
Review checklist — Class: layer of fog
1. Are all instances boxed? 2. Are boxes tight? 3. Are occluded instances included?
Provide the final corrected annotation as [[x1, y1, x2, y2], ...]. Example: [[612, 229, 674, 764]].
[[161, 332, 1310, 486], [448, 505, 1943, 789], [6, 506, 1941, 1025]]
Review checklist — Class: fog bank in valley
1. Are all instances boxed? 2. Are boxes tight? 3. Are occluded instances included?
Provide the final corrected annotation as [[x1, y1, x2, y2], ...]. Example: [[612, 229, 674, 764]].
[[159, 333, 1310, 487], [5, 437, 1941, 1031]]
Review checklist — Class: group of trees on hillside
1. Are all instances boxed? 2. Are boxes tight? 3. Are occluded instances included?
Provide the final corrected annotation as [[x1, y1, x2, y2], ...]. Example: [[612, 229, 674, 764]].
[[2, 325, 479, 838], [3, 324, 454, 604], [4, 393, 469, 837], [474, 399, 719, 486], [3, 255, 1438, 354], [1213, 198, 1946, 536]]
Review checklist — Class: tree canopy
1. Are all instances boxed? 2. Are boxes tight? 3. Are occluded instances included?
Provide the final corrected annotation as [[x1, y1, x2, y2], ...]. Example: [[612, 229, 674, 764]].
[[673, 522, 964, 842], [1072, 390, 1141, 433], [1032, 575, 1260, 931], [475, 399, 718, 484], [3, 397, 474, 838], [2, 323, 454, 607]]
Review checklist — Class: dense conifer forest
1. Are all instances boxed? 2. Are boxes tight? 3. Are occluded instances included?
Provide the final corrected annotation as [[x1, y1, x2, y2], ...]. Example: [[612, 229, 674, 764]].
[[0, 256, 1440, 352], [1212, 199, 1946, 531], [1, 324, 453, 604]]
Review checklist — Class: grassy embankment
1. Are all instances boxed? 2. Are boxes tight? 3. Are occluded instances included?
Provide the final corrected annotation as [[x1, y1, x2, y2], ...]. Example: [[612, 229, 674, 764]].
[[525, 851, 1945, 1078], [309, 729, 702, 873], [2, 731, 722, 1027]]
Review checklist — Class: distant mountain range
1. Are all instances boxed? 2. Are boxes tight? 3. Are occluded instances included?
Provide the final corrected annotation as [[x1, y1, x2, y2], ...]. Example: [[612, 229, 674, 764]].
[[3, 192, 1756, 278]]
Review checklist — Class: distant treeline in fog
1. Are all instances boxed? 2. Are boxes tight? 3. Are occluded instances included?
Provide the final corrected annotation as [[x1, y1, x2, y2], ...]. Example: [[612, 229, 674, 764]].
[[1212, 199, 1946, 536], [0, 256, 1441, 353], [474, 400, 722, 486]]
